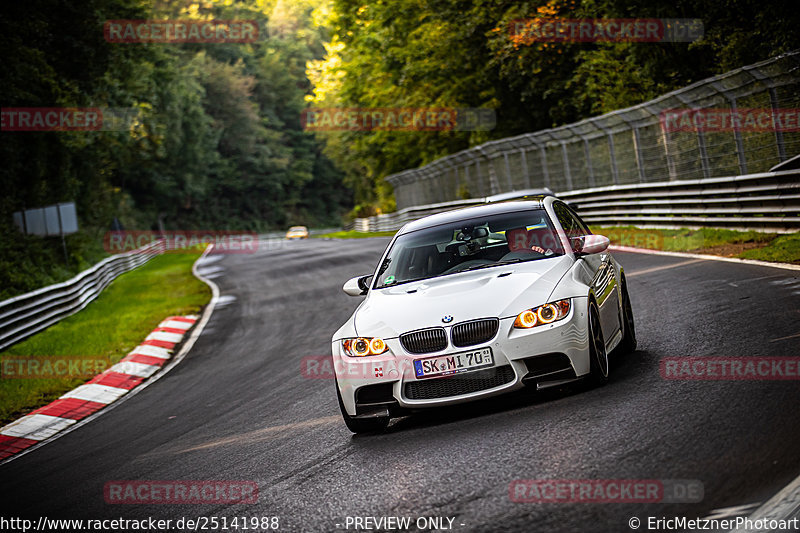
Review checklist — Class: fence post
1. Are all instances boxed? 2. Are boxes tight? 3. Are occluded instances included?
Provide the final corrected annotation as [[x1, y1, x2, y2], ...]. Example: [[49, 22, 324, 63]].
[[477, 147, 500, 195], [769, 87, 787, 162], [560, 141, 573, 190], [746, 65, 789, 163], [710, 81, 747, 175], [618, 113, 647, 183], [520, 148, 531, 188], [503, 152, 513, 190], [583, 138, 595, 187], [537, 141, 550, 189], [696, 128, 712, 180]]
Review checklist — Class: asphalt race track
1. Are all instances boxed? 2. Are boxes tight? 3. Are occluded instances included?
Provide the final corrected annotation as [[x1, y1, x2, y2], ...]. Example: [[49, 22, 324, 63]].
[[2, 237, 799, 532]]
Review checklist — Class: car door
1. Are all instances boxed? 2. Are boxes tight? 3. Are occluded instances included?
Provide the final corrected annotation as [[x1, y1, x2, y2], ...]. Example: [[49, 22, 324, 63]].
[[553, 202, 620, 342]]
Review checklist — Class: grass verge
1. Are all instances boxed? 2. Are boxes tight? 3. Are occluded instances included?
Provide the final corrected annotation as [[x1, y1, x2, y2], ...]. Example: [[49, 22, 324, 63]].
[[0, 252, 210, 425], [591, 226, 800, 264]]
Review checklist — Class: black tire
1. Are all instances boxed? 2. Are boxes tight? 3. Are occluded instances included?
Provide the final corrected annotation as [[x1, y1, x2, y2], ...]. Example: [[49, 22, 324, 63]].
[[335, 380, 390, 434], [587, 301, 609, 387], [616, 277, 637, 355]]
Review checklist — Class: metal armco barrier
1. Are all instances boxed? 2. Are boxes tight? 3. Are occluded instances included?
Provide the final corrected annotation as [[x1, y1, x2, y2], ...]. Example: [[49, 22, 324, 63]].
[[0, 241, 164, 351], [346, 169, 799, 233], [557, 169, 799, 231], [385, 51, 800, 212]]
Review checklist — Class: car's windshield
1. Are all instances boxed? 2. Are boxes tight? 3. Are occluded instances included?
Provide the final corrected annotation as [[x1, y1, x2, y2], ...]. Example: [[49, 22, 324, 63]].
[[374, 209, 564, 289]]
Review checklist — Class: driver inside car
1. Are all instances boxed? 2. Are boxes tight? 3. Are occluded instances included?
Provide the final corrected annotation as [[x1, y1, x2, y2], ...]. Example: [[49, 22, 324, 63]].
[[506, 226, 552, 255]]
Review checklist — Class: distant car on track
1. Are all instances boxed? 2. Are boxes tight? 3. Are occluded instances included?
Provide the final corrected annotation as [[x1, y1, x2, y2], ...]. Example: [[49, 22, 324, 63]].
[[285, 225, 309, 240], [332, 195, 636, 433]]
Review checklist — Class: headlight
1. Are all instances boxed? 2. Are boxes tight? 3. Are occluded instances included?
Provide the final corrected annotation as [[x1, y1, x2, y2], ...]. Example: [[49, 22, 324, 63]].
[[513, 299, 571, 329], [342, 337, 389, 357]]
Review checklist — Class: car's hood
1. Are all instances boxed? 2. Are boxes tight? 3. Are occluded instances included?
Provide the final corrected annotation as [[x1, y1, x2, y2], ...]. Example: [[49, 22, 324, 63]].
[[353, 255, 573, 338]]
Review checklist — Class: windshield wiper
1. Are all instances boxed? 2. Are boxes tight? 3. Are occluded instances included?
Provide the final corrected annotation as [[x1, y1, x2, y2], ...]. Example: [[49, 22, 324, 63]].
[[495, 258, 524, 266]]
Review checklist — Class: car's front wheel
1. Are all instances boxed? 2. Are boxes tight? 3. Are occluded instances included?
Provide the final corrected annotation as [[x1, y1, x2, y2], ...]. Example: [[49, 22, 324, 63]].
[[616, 277, 637, 355], [587, 301, 609, 386], [335, 380, 390, 434]]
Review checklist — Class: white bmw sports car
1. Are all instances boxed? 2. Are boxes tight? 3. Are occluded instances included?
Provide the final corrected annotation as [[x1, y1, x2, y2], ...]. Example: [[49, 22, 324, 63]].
[[332, 196, 636, 433]]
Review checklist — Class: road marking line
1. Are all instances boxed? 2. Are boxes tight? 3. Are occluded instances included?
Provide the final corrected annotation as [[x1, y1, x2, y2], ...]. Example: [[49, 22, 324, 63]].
[[770, 332, 800, 343], [725, 473, 800, 532], [704, 502, 761, 520], [610, 245, 800, 271], [626, 259, 706, 277]]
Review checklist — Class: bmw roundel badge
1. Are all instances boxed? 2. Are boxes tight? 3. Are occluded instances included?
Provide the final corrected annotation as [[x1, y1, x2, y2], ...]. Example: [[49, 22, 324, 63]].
[[442, 315, 453, 323]]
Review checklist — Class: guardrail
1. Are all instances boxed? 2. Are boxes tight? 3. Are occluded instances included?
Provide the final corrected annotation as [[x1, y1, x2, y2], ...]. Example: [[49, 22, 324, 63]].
[[559, 169, 800, 232], [346, 169, 800, 234], [0, 241, 164, 352]]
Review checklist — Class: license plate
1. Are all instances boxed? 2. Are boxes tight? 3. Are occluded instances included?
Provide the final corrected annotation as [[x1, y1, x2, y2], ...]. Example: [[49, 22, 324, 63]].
[[413, 348, 493, 379]]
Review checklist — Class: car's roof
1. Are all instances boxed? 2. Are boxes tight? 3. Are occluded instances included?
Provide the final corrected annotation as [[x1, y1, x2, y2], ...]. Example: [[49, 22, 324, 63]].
[[398, 197, 551, 235], [288, 226, 307, 230], [484, 188, 555, 203]]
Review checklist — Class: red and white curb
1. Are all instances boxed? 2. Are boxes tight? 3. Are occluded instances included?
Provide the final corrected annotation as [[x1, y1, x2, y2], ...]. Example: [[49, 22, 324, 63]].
[[0, 315, 198, 460]]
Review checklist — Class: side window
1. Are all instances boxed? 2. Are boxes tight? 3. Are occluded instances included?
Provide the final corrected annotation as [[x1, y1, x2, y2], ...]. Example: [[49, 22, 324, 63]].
[[566, 204, 591, 235], [554, 203, 577, 237], [554, 202, 586, 251]]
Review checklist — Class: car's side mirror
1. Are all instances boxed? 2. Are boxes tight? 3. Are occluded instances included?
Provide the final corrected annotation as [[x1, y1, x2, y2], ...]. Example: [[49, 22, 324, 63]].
[[571, 234, 610, 256], [343, 275, 372, 296]]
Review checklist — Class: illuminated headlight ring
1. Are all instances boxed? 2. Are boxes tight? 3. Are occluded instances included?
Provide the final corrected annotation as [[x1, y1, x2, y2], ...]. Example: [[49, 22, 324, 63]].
[[513, 299, 571, 329], [342, 337, 389, 357]]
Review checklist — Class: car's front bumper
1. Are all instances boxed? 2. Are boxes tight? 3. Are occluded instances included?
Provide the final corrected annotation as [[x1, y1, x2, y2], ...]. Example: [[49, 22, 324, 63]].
[[333, 297, 592, 416]]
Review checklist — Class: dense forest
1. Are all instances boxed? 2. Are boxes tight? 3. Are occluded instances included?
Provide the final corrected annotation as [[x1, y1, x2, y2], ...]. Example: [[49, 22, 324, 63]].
[[1, 0, 349, 295], [1, 0, 798, 296]]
